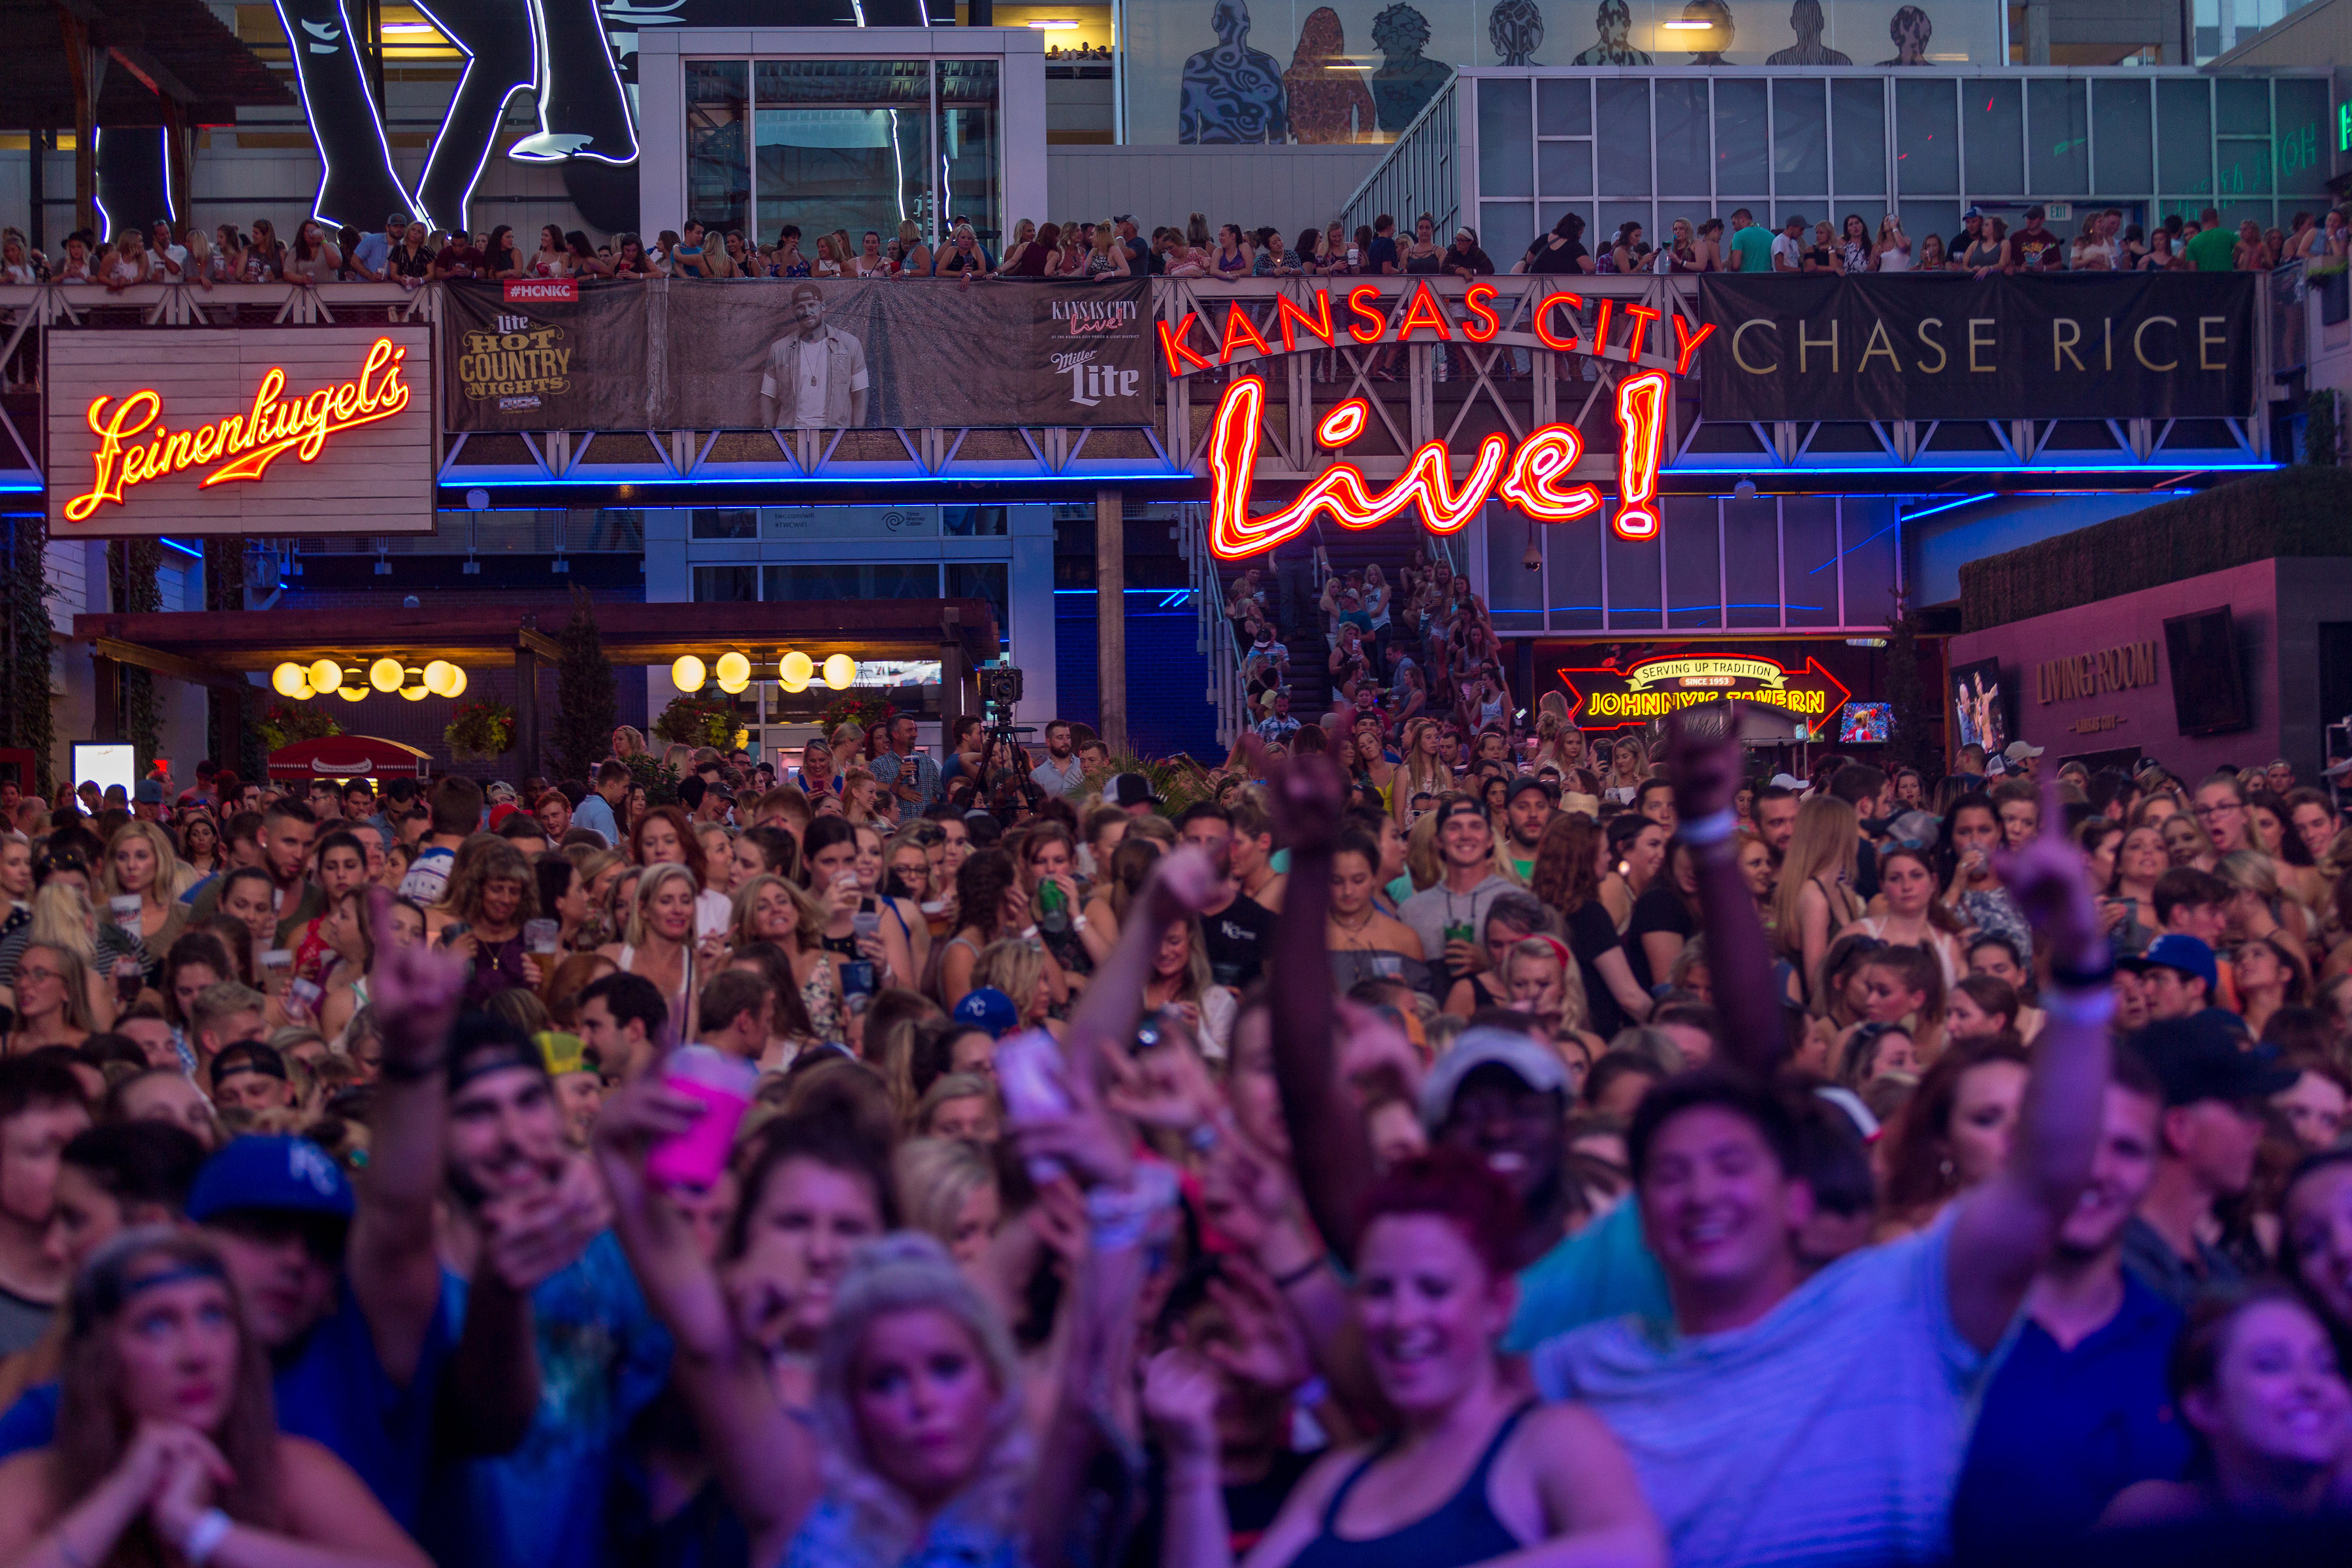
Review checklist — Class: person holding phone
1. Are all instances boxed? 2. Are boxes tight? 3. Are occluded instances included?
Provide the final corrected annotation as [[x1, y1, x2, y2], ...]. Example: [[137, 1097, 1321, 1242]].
[[800, 819, 913, 1008]]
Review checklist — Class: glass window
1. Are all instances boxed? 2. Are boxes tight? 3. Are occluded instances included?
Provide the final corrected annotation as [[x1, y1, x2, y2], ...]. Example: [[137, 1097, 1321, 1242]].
[[2156, 80, 2212, 197], [940, 506, 1007, 536], [1837, 498, 1899, 629], [1829, 79, 1886, 197], [2217, 140, 2274, 197], [2026, 79, 2088, 197], [1722, 498, 1780, 629], [693, 564, 759, 602], [1599, 202, 1654, 252], [1894, 78, 1957, 195], [1899, 201, 1963, 256], [939, 61, 1002, 246], [691, 508, 757, 539], [1772, 80, 1827, 196], [1539, 140, 1592, 198], [2275, 78, 2330, 197], [2214, 76, 2268, 137], [1780, 498, 1838, 629], [1603, 528, 1661, 630], [1480, 79, 1533, 198], [1544, 514, 1603, 630], [753, 61, 931, 248], [1482, 202, 1535, 267], [945, 563, 1009, 649], [1714, 80, 1769, 195], [1539, 203, 1594, 246], [1596, 80, 1652, 195], [1656, 79, 1710, 195], [1964, 78, 2023, 196], [1537, 77, 1590, 137], [1663, 500, 1721, 629], [2091, 79, 2152, 195], [687, 60, 750, 235], [762, 564, 939, 599], [1487, 504, 1544, 632]]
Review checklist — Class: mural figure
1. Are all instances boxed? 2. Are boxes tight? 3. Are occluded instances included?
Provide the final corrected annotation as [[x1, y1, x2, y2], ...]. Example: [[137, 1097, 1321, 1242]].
[[1284, 7, 1376, 142], [1677, 0, 1734, 62], [1487, 0, 1545, 64], [1878, 4, 1933, 63], [1370, 3, 1451, 135], [1571, 0, 1652, 63], [1765, 0, 1850, 62], [1179, 0, 1290, 144]]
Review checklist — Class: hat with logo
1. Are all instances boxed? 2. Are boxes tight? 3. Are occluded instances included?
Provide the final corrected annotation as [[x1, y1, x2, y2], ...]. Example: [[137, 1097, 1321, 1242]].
[[2121, 933, 2218, 993], [949, 987, 1021, 1039], [485, 781, 519, 804], [1963, 204, 1985, 219], [2002, 740, 2045, 762], [187, 1135, 355, 1222], [2131, 1013, 2297, 1106], [133, 779, 165, 804], [1106, 772, 1159, 809], [1418, 1027, 1568, 1131]]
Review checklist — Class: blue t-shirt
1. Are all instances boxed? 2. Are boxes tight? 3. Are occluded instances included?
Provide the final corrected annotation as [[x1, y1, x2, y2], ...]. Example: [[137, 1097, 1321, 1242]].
[[419, 1232, 672, 1568], [1503, 1198, 1671, 1354], [0, 1274, 453, 1529], [1366, 235, 1401, 274], [1948, 1273, 2189, 1556]]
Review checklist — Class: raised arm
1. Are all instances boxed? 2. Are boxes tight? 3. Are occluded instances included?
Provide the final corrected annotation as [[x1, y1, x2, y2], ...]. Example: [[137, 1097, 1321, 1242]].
[[1946, 768, 2110, 1350], [1663, 711, 1784, 1074], [1062, 846, 1217, 1092]]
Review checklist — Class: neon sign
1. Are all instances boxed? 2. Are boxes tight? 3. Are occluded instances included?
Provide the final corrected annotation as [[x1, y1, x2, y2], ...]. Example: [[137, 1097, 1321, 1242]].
[[1558, 654, 1852, 731], [63, 337, 413, 524]]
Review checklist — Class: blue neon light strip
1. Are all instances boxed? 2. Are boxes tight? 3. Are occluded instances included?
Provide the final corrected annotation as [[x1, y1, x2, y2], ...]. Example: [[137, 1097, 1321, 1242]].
[[1901, 493, 1999, 521], [157, 537, 204, 559]]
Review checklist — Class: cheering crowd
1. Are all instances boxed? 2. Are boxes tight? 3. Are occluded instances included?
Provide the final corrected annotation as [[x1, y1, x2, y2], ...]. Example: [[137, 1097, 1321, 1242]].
[[0, 696, 2345, 1568]]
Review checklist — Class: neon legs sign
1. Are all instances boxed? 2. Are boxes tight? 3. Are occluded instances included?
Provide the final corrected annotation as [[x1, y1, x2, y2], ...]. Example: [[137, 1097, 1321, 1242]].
[[63, 337, 414, 523], [1172, 283, 1714, 561]]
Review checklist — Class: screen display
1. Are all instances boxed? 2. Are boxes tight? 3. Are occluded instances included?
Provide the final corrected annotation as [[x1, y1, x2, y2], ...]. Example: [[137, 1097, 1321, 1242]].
[[1838, 702, 1893, 743], [1948, 657, 2010, 756]]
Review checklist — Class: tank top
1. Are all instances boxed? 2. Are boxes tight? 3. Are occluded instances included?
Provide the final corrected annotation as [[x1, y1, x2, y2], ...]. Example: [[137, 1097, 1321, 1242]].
[[1290, 1402, 1535, 1568]]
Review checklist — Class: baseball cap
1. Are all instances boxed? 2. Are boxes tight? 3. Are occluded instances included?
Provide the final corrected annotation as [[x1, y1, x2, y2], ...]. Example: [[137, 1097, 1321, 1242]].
[[950, 987, 1021, 1039], [485, 781, 519, 803], [536, 1030, 589, 1077], [2131, 1014, 2297, 1106], [186, 1135, 355, 1223], [1884, 809, 1942, 849], [1418, 1027, 1569, 1132], [1106, 773, 1159, 808], [1963, 204, 1985, 218], [134, 779, 164, 804], [1507, 776, 1555, 805], [2002, 741, 2045, 762], [2122, 933, 2219, 993], [1768, 772, 1805, 791], [209, 1041, 288, 1090], [1433, 797, 1488, 829]]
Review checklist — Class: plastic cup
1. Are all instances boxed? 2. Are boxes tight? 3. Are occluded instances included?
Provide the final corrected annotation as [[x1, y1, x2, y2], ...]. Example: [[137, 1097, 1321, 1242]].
[[261, 949, 292, 971], [523, 919, 561, 955], [108, 895, 140, 923], [645, 1045, 759, 1190]]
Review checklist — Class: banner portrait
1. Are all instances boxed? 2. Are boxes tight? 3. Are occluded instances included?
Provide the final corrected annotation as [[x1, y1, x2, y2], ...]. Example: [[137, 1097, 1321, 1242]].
[[1697, 272, 2257, 423], [442, 278, 1156, 432]]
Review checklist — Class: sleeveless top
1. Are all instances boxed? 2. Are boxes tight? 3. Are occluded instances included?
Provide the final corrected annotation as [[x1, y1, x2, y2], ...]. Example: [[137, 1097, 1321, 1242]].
[[1290, 1403, 1535, 1568], [617, 941, 694, 1038], [1215, 246, 1250, 276]]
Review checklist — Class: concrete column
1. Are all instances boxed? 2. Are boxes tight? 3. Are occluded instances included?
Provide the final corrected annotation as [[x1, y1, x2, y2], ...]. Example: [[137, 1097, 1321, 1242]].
[[1094, 487, 1126, 757]]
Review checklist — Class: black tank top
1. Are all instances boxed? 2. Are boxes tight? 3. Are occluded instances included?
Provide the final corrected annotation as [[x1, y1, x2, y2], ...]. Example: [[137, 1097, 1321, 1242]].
[[1289, 1403, 1535, 1568]]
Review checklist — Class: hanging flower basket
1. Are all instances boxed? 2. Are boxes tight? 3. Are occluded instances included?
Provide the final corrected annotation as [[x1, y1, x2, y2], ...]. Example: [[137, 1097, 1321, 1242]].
[[445, 700, 517, 761], [654, 691, 738, 750], [256, 702, 340, 753]]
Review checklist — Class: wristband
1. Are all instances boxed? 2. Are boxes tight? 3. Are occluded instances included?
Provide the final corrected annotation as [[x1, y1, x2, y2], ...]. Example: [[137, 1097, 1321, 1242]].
[[2040, 987, 2117, 1028], [1679, 808, 1739, 847], [1271, 1253, 1328, 1290], [180, 1509, 232, 1568]]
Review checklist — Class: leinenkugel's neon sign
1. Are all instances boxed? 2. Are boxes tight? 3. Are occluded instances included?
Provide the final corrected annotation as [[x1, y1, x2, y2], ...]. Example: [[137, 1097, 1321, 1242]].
[[62, 336, 413, 523], [1160, 284, 1715, 560]]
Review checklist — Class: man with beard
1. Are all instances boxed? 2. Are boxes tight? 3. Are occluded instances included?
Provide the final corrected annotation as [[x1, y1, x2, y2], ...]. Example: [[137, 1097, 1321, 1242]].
[[1948, 1048, 2191, 1554], [423, 1013, 670, 1568], [1498, 777, 1556, 883]]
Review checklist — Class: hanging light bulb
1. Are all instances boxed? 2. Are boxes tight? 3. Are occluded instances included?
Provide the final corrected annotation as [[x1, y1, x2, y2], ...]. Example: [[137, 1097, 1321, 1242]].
[[400, 684, 429, 702], [821, 653, 857, 691], [336, 683, 368, 704], [271, 662, 307, 698], [307, 659, 342, 693], [423, 661, 461, 697], [715, 651, 751, 688], [779, 650, 813, 685], [670, 655, 706, 692], [368, 657, 404, 693], [446, 666, 468, 697], [293, 678, 316, 701]]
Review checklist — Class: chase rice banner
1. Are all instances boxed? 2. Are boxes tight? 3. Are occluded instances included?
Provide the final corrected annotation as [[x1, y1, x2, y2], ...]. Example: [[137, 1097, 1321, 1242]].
[[442, 278, 1154, 433], [1698, 272, 2257, 423]]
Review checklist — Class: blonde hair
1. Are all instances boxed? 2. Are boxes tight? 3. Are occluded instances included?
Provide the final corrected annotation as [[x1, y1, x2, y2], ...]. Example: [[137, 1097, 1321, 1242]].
[[971, 939, 1043, 1020], [893, 1136, 998, 1245], [625, 862, 702, 947], [105, 819, 195, 904], [732, 872, 823, 947], [1771, 796, 1861, 959], [28, 883, 97, 966], [1507, 936, 1591, 1032]]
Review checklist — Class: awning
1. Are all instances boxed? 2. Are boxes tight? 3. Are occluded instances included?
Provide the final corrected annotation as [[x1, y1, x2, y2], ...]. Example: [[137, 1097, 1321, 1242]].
[[267, 735, 433, 782]]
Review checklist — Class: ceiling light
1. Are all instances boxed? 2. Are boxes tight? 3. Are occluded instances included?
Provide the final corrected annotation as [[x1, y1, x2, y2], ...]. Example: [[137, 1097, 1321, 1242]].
[[1027, 18, 1080, 27], [715, 651, 751, 688], [380, 22, 441, 35], [671, 655, 706, 692], [822, 654, 857, 691], [271, 662, 306, 698], [423, 660, 462, 697], [369, 656, 405, 692], [1659, 18, 1713, 28], [308, 659, 342, 693]]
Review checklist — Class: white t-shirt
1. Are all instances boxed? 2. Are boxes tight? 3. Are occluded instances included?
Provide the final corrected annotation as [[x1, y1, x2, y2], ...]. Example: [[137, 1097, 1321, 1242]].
[[1770, 233, 1803, 271], [1532, 1212, 1988, 1568]]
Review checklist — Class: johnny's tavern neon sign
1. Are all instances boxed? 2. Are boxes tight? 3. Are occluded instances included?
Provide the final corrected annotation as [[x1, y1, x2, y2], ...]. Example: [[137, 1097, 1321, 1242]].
[[63, 336, 412, 523], [1164, 284, 1715, 560]]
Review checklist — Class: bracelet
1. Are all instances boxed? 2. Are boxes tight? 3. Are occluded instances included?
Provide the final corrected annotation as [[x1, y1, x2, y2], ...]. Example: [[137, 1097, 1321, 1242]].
[[180, 1509, 233, 1568], [1020, 924, 1041, 943], [1072, 914, 1090, 932], [1679, 807, 1739, 846], [1271, 1253, 1328, 1290], [2040, 987, 2117, 1028]]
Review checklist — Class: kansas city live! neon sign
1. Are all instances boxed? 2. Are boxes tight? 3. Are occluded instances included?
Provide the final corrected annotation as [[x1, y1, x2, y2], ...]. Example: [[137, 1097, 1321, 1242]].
[[1162, 283, 1716, 560], [63, 336, 413, 524]]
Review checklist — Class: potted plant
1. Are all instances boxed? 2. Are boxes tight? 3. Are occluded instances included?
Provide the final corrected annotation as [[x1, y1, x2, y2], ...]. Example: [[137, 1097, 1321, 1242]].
[[654, 691, 738, 751], [445, 699, 517, 762], [256, 702, 340, 753]]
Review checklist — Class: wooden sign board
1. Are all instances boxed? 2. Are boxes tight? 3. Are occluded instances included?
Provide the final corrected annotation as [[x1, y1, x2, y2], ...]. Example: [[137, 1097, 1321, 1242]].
[[46, 325, 436, 538]]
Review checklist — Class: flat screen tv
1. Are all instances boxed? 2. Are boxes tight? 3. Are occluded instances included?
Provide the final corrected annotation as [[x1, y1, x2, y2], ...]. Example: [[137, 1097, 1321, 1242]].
[[2162, 607, 2250, 736], [1948, 658, 2010, 756], [1838, 702, 1893, 744]]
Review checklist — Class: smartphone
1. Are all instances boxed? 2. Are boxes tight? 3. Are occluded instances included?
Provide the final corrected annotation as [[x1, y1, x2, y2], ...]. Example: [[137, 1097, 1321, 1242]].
[[839, 960, 877, 999]]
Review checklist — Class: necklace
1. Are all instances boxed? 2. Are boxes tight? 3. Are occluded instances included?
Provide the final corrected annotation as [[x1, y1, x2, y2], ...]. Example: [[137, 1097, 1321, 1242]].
[[1330, 906, 1378, 945]]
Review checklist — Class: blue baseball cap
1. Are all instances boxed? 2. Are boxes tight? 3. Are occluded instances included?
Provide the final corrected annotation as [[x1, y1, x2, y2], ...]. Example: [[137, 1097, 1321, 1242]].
[[2125, 934, 2218, 994], [186, 1135, 355, 1223], [950, 987, 1021, 1039]]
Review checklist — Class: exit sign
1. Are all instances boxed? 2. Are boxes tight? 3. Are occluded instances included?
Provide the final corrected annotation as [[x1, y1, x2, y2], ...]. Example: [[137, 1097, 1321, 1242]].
[[2340, 101, 2351, 152]]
